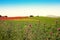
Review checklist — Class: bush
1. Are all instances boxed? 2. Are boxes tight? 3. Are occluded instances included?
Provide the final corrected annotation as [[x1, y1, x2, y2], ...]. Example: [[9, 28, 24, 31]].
[[0, 15, 2, 17], [4, 16, 8, 17], [30, 15, 34, 17]]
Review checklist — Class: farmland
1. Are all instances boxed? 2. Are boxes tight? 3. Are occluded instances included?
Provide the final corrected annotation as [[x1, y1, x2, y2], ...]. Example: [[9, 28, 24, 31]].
[[0, 16, 60, 40]]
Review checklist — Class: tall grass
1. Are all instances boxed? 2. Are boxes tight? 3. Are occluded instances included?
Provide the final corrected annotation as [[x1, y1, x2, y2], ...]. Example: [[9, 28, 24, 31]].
[[0, 17, 60, 40]]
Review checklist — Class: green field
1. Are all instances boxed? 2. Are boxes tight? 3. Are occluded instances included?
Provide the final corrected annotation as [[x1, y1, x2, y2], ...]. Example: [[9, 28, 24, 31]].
[[0, 17, 60, 40]]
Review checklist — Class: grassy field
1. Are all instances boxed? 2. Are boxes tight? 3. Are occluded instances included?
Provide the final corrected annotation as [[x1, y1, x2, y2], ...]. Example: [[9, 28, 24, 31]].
[[0, 17, 60, 40]]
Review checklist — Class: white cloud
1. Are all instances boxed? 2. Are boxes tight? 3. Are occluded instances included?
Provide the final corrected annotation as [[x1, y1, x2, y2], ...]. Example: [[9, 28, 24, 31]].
[[0, 6, 60, 17]]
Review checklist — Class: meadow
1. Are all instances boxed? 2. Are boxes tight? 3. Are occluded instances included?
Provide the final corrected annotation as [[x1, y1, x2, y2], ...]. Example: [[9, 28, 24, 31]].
[[0, 17, 60, 40]]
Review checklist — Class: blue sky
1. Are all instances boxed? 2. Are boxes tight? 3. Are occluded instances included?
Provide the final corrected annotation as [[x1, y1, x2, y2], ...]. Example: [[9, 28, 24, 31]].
[[0, 0, 60, 7], [0, 0, 60, 17]]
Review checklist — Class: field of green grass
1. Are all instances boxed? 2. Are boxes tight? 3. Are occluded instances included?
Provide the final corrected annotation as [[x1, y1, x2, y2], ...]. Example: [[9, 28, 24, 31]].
[[0, 17, 60, 40]]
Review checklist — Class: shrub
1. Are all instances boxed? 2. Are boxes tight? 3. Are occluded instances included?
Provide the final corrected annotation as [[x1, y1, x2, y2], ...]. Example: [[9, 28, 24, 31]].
[[0, 15, 2, 17], [4, 16, 8, 17], [30, 15, 34, 17]]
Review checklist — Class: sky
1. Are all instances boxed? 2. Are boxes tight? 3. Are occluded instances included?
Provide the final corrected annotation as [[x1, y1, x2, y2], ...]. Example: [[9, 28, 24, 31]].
[[0, 0, 60, 17]]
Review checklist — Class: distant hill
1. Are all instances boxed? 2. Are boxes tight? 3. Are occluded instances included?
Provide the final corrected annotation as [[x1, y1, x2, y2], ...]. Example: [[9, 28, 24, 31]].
[[47, 15, 60, 18]]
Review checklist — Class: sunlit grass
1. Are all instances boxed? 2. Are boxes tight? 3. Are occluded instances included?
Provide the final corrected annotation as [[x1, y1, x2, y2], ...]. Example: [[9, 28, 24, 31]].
[[0, 17, 60, 40]]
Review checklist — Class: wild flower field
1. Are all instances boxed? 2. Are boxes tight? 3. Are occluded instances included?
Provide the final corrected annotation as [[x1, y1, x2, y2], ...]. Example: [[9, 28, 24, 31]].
[[0, 17, 60, 40]]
